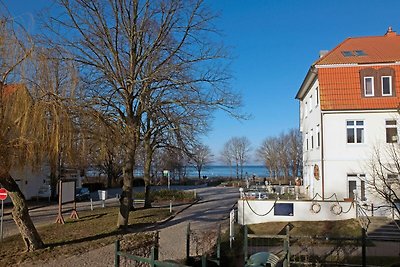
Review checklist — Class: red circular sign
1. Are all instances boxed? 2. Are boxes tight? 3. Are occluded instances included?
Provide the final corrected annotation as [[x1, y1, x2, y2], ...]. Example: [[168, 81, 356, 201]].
[[0, 188, 7, 200]]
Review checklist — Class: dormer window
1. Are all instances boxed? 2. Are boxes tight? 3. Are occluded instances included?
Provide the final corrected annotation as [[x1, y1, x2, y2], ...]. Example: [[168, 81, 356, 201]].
[[360, 67, 395, 98], [382, 76, 392, 96], [364, 77, 374, 96]]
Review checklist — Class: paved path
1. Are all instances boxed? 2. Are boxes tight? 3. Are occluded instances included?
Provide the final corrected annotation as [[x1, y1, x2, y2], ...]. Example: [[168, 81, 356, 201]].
[[17, 186, 239, 266], [157, 186, 239, 261]]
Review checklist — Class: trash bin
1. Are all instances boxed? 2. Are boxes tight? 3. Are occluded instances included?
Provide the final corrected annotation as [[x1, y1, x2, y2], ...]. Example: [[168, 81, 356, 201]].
[[98, 190, 107, 200]]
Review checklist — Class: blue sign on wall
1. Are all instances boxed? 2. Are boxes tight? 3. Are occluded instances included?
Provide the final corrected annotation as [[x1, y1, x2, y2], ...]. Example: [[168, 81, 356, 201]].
[[274, 203, 294, 216]]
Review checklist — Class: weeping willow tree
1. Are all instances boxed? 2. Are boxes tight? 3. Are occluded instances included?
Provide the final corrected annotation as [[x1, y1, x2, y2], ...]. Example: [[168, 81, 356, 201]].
[[0, 15, 84, 251]]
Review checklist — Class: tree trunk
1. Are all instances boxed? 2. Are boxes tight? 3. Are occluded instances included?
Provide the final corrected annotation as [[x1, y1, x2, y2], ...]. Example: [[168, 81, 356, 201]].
[[143, 147, 153, 208], [0, 170, 44, 251], [117, 157, 133, 228], [197, 168, 201, 180]]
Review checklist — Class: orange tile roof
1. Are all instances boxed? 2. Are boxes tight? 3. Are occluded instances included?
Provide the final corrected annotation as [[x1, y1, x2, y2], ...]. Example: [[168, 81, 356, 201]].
[[319, 66, 400, 111], [316, 28, 400, 65]]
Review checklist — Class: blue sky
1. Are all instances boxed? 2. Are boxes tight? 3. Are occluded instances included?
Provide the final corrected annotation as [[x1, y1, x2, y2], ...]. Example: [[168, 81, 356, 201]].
[[5, 0, 400, 162]]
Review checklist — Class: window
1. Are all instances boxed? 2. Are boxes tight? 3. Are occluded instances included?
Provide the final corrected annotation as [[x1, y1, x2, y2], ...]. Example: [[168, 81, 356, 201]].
[[309, 95, 313, 112], [305, 101, 308, 116], [315, 87, 319, 106], [364, 77, 374, 96], [386, 174, 398, 200], [381, 76, 392, 96], [354, 50, 367, 56], [317, 125, 320, 147], [305, 133, 309, 151], [348, 174, 366, 200], [386, 120, 398, 143], [342, 51, 353, 57], [311, 129, 314, 149], [348, 180, 356, 199], [342, 50, 367, 57], [347, 120, 364, 144]]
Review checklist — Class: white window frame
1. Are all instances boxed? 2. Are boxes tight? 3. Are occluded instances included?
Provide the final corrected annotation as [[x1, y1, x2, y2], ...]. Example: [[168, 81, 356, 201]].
[[309, 95, 313, 112], [310, 129, 314, 149], [364, 76, 374, 96], [347, 174, 366, 201], [385, 119, 398, 143], [315, 87, 319, 107], [316, 125, 320, 148], [381, 76, 392, 96], [346, 120, 365, 144]]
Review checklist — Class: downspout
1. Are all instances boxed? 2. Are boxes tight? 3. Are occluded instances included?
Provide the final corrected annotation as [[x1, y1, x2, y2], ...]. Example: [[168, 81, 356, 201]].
[[321, 112, 325, 200]]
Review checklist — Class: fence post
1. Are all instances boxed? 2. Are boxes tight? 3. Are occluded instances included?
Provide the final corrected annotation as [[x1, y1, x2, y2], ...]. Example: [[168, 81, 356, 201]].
[[216, 224, 221, 266], [202, 254, 207, 267], [186, 222, 191, 263], [243, 225, 248, 264], [283, 224, 290, 267], [362, 228, 366, 267], [150, 247, 156, 267], [154, 231, 159, 261], [114, 240, 120, 267]]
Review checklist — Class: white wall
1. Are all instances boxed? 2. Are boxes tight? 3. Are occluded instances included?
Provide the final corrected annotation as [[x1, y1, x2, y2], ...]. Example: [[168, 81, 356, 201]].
[[10, 165, 50, 200], [238, 199, 356, 225], [322, 111, 399, 201], [300, 79, 323, 198]]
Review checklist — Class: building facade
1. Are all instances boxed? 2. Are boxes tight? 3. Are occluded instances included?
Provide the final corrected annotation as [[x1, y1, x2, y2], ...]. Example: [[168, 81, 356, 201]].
[[296, 27, 400, 216]]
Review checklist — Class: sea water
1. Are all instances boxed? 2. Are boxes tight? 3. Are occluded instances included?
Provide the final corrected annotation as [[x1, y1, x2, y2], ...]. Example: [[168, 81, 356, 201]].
[[185, 165, 269, 178]]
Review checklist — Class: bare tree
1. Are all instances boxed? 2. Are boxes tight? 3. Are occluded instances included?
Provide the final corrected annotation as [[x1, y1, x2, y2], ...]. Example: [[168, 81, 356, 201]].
[[220, 140, 234, 178], [257, 128, 302, 180], [221, 137, 251, 179], [367, 145, 400, 216], [47, 0, 240, 228], [257, 137, 280, 179], [190, 143, 213, 179], [287, 128, 302, 178]]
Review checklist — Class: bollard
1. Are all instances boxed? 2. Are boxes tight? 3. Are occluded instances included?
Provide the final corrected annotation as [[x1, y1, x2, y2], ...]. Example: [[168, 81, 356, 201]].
[[90, 198, 93, 211], [170, 200, 172, 213]]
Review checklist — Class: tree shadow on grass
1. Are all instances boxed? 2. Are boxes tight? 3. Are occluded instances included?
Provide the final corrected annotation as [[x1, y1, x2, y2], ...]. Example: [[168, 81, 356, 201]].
[[45, 229, 123, 248], [72, 213, 108, 222], [45, 222, 157, 248]]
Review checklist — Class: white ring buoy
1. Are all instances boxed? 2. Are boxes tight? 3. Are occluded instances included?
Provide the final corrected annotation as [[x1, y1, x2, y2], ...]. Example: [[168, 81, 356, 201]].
[[311, 202, 321, 213], [330, 203, 343, 215]]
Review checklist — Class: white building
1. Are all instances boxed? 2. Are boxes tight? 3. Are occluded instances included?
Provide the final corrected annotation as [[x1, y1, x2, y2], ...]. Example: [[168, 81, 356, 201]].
[[296, 27, 400, 216]]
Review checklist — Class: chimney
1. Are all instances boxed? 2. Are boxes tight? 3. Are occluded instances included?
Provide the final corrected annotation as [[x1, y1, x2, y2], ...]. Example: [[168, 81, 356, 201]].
[[319, 50, 329, 58], [385, 26, 396, 37]]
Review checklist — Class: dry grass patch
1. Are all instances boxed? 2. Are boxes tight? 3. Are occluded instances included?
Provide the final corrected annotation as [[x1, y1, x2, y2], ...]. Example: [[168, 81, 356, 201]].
[[248, 219, 362, 238], [0, 207, 170, 266]]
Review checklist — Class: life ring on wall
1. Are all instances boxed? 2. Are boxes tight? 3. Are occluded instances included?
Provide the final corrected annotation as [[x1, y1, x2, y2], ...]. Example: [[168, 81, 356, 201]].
[[330, 203, 343, 215], [310, 202, 321, 213]]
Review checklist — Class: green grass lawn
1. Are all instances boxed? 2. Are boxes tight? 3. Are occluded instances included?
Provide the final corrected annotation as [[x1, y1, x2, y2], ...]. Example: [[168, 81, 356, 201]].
[[0, 207, 170, 266]]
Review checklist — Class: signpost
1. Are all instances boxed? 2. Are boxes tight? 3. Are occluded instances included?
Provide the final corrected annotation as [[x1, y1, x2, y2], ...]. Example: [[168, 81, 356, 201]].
[[0, 188, 8, 242]]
